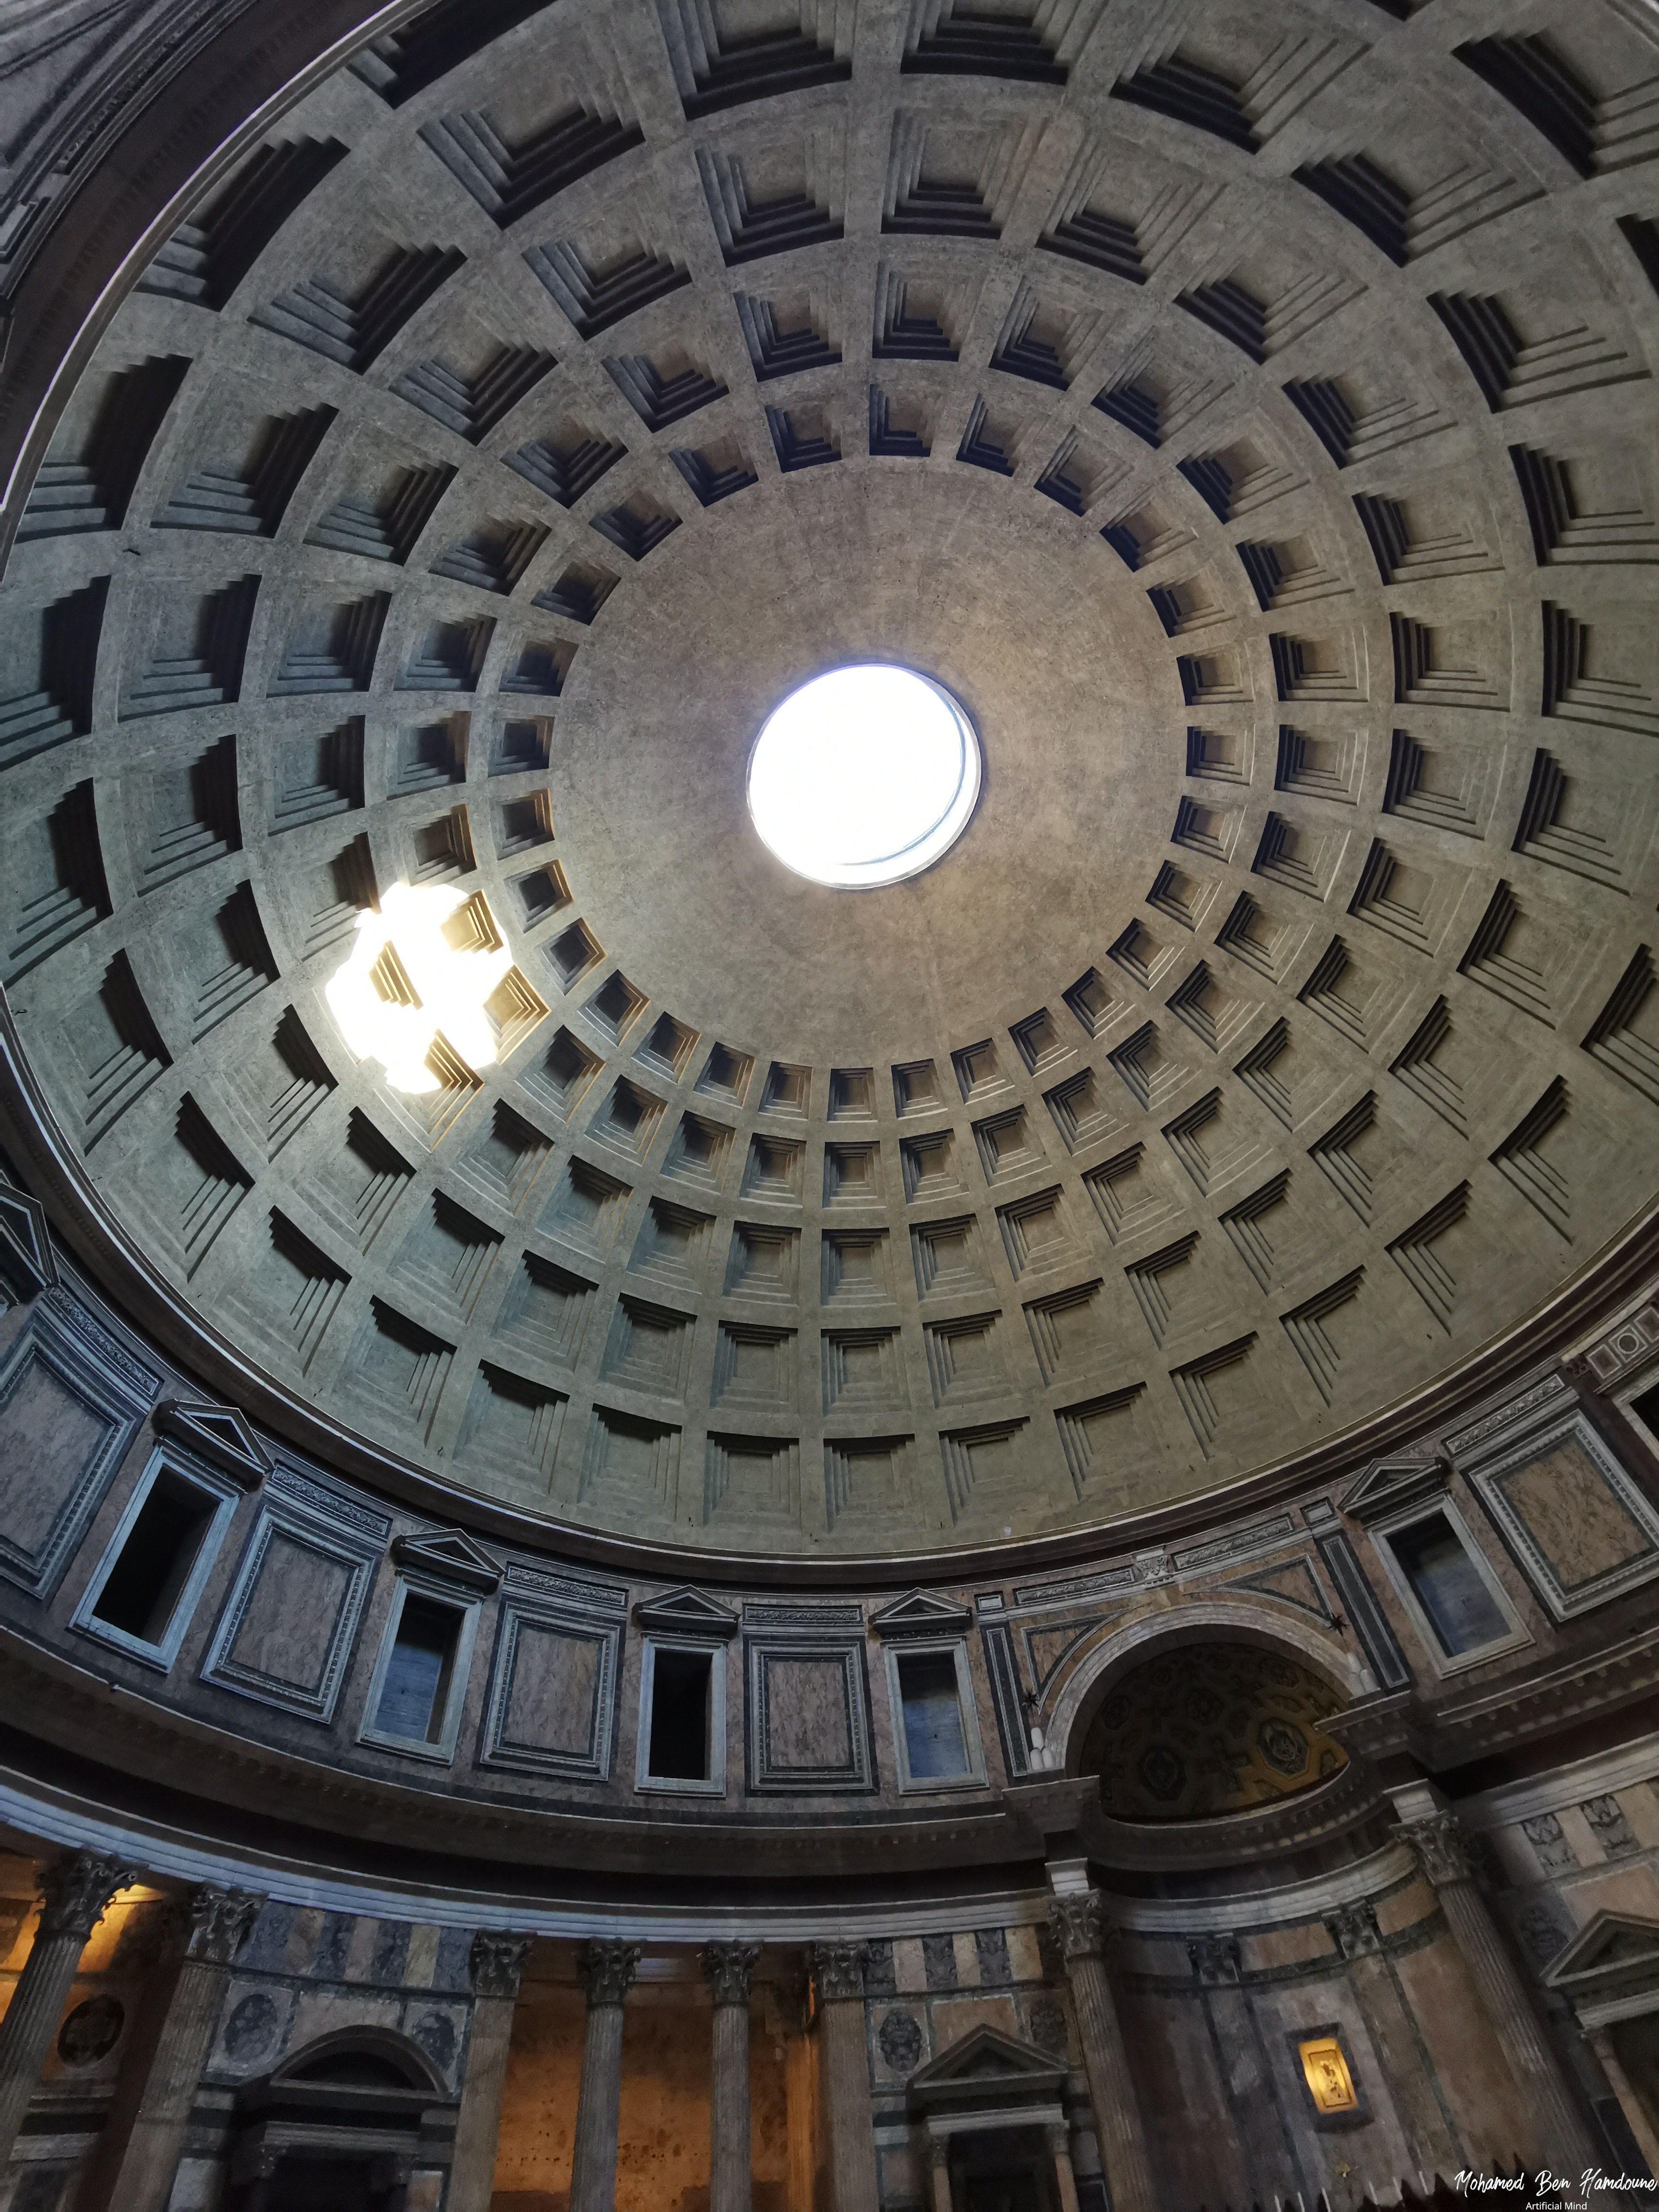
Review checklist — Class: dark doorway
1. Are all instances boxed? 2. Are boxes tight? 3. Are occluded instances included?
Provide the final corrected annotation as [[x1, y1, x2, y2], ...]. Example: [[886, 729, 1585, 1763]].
[[266, 2154, 382, 2211], [962, 2174, 1047, 2212]]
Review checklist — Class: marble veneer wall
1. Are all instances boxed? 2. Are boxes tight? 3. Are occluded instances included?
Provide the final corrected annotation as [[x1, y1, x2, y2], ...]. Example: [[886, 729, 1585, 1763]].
[[0, 1179, 1657, 1879], [0, 1194, 1650, 2194]]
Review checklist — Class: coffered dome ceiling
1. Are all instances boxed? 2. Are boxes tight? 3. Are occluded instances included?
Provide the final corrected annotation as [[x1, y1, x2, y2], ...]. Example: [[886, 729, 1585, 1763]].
[[3, 0, 1657, 1560]]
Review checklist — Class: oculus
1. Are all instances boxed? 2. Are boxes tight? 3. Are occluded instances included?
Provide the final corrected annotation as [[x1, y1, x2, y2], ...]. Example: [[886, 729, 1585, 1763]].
[[745, 663, 981, 889]]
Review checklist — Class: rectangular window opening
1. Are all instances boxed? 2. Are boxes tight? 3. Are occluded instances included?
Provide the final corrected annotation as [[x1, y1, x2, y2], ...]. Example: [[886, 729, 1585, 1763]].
[[647, 1647, 713, 1781], [91, 1473, 218, 1647], [1386, 1512, 1509, 1657], [374, 1593, 462, 1743], [897, 1649, 969, 1780]]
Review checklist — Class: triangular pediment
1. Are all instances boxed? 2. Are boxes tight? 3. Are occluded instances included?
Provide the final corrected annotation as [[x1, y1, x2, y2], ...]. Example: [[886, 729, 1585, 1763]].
[[633, 1586, 740, 1639], [907, 2025, 1068, 2114], [1224, 1556, 1333, 1622], [1341, 1455, 1449, 1525], [0, 1187, 55, 1300], [869, 1588, 973, 1637], [1542, 1911, 1659, 1990], [909, 2024, 1066, 2091], [154, 1398, 270, 1487], [391, 1527, 503, 1593]]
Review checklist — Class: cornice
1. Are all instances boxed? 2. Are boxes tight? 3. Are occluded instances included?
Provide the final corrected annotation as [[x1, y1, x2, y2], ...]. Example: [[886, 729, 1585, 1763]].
[[0, 1628, 1035, 1891], [1328, 1627, 1659, 1775]]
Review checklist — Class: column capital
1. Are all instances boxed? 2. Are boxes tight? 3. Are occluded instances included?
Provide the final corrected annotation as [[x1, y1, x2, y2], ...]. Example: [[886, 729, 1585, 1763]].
[[577, 1937, 640, 2008], [1395, 1809, 1474, 1889], [470, 1929, 535, 2001], [36, 1851, 139, 1942], [810, 1941, 867, 2006], [701, 1941, 759, 2008], [1048, 1888, 1110, 1962], [927, 2136, 950, 2171], [1187, 1934, 1240, 1985], [1326, 1900, 1382, 1960], [176, 1885, 263, 1967]]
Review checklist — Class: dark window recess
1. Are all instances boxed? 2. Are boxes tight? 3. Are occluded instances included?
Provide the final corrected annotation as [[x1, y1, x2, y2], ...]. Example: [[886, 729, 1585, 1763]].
[[897, 1650, 969, 1778], [1387, 1514, 1509, 1657], [91, 1475, 216, 1645], [373, 1594, 462, 1742], [647, 1647, 713, 1780]]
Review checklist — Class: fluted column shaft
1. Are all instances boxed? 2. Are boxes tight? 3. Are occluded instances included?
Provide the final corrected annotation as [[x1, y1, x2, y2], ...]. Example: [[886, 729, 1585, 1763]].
[[568, 1939, 639, 2212], [0, 1851, 136, 2172], [448, 1931, 534, 2212], [1048, 1892, 1157, 2212], [1400, 1811, 1598, 2171], [703, 1943, 758, 2212], [81, 1885, 262, 2212], [812, 1944, 878, 2212]]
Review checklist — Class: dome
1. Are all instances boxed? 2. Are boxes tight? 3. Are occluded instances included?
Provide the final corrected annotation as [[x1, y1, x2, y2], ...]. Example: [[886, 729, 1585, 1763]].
[[5, 0, 1656, 1570], [0, 6, 1658, 2206]]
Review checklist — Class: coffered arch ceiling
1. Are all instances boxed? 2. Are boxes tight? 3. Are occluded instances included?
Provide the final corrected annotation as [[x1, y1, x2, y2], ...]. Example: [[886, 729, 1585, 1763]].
[[1076, 1637, 1349, 1821], [2, 0, 1657, 1561]]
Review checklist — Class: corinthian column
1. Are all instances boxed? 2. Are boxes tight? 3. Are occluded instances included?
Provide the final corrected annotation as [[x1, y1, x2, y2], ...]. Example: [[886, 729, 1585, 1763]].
[[568, 1938, 640, 2212], [1397, 1808, 1597, 2171], [810, 1943, 878, 2212], [80, 1884, 262, 2212], [1048, 1890, 1157, 2212], [0, 1850, 137, 2170], [702, 1942, 759, 2212], [448, 1931, 535, 2212]]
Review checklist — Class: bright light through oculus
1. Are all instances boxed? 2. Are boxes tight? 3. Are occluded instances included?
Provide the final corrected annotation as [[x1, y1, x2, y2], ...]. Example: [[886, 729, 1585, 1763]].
[[746, 663, 980, 889], [325, 881, 514, 1093]]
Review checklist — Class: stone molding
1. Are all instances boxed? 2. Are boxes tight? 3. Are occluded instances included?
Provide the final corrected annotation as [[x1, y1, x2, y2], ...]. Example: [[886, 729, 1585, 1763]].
[[1563, 1297, 1659, 1395], [1455, 1726, 1659, 1834]]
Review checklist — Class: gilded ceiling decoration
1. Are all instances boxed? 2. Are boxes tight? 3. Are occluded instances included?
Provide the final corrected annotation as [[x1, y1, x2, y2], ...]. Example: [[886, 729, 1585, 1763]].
[[1079, 1639, 1348, 1820]]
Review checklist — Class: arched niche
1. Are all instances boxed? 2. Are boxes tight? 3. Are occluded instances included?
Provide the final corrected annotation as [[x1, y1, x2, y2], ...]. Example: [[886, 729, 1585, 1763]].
[[1043, 1606, 1367, 1802]]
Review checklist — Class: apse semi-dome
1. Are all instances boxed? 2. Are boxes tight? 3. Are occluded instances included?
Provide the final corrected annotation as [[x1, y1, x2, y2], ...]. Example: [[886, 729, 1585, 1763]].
[[2, 0, 1657, 1567]]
